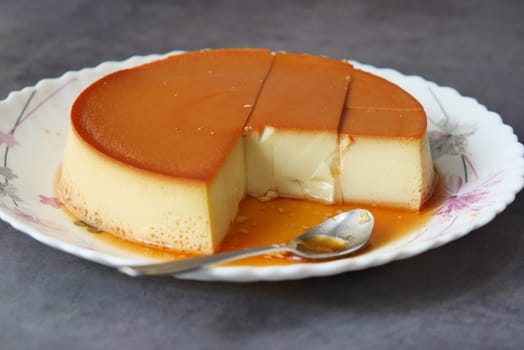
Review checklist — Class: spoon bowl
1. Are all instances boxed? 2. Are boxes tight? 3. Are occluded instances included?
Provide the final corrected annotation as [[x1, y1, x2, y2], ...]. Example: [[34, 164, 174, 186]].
[[288, 208, 374, 259], [119, 209, 374, 276]]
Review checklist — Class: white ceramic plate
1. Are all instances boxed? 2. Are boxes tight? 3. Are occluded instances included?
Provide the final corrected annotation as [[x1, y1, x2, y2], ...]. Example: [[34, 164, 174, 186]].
[[1, 52, 523, 282]]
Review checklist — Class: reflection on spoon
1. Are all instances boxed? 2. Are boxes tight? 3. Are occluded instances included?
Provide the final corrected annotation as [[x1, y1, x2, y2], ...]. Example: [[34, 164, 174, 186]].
[[119, 209, 374, 277]]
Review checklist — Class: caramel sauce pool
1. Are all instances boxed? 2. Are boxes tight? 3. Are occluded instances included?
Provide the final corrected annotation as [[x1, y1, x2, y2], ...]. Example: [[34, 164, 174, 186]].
[[87, 179, 445, 267]]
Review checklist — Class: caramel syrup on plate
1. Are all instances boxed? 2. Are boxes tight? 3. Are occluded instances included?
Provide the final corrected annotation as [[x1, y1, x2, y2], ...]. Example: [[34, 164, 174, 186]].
[[84, 180, 445, 267]]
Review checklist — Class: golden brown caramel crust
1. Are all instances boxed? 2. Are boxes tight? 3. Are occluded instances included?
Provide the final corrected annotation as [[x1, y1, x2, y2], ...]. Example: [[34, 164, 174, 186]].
[[341, 68, 426, 138], [72, 49, 273, 181], [345, 69, 423, 110], [72, 51, 428, 182], [247, 52, 352, 131]]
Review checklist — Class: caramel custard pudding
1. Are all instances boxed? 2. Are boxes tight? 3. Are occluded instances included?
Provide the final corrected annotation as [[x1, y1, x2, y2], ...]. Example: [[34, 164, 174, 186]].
[[58, 49, 436, 256]]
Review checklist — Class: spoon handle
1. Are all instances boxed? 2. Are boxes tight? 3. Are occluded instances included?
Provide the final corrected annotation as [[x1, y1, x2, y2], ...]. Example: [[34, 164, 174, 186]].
[[118, 244, 288, 277]]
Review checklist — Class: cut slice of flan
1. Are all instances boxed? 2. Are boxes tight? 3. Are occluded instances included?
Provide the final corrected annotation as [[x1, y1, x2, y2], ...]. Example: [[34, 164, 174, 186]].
[[245, 52, 352, 203], [339, 69, 435, 210], [58, 49, 435, 254], [59, 49, 274, 254]]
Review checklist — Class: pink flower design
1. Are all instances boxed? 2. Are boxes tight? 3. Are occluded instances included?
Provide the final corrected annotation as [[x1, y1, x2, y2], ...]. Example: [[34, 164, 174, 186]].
[[0, 131, 18, 147], [39, 195, 63, 208], [404, 172, 502, 246], [13, 207, 64, 231], [13, 207, 37, 221], [437, 173, 502, 219]]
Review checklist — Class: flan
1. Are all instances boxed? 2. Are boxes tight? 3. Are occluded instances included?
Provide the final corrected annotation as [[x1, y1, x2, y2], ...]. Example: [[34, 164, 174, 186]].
[[58, 49, 435, 254]]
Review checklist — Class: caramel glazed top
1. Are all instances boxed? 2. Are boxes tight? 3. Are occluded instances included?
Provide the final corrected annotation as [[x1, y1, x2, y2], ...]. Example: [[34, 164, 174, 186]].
[[72, 48, 426, 182]]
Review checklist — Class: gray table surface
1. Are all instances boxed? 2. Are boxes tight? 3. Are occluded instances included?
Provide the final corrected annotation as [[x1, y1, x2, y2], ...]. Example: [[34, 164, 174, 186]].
[[1, 0, 523, 349]]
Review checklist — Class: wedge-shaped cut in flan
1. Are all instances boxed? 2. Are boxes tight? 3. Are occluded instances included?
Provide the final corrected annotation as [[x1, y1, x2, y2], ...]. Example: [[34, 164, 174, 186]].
[[58, 49, 436, 254], [340, 69, 435, 210], [59, 49, 274, 254], [245, 52, 352, 203]]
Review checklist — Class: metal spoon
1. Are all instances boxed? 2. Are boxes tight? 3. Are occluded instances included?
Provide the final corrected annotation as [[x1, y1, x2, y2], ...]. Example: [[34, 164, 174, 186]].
[[118, 208, 374, 277]]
